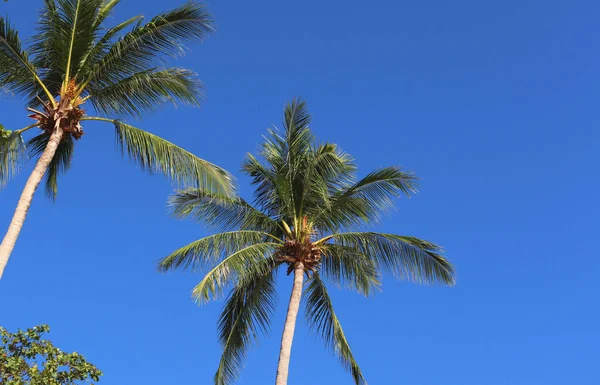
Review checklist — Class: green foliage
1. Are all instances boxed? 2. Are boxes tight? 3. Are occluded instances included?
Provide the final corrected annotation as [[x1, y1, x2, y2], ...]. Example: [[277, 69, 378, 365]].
[[214, 258, 279, 385], [114, 121, 229, 192], [27, 132, 74, 200], [161, 98, 456, 384], [305, 274, 366, 385], [0, 325, 102, 384], [0, 0, 232, 196], [0, 126, 26, 188]]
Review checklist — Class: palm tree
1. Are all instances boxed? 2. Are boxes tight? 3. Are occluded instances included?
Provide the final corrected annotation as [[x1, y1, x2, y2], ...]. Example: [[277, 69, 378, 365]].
[[0, 0, 232, 278], [159, 99, 456, 385]]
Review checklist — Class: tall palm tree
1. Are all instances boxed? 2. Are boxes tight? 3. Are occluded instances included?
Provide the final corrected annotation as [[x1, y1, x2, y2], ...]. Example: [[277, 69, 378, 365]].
[[159, 99, 456, 385], [0, 0, 232, 278]]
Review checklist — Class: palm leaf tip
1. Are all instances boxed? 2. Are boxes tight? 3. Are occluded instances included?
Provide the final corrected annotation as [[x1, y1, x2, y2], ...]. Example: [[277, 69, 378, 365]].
[[0, 129, 26, 187], [305, 275, 367, 385], [113, 121, 233, 195], [214, 264, 277, 385], [331, 232, 455, 286]]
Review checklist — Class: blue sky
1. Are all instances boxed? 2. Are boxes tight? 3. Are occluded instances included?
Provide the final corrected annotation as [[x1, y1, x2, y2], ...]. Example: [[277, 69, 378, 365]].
[[1, 0, 599, 384]]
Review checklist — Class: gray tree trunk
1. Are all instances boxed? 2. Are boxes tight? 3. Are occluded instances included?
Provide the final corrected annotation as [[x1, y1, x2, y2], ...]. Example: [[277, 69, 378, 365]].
[[275, 262, 305, 385], [0, 128, 64, 278]]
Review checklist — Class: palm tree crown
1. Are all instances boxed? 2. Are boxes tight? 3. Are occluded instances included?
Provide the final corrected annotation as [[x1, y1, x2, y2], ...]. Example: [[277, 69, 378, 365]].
[[0, 0, 232, 277], [160, 99, 456, 385], [1, 0, 230, 194]]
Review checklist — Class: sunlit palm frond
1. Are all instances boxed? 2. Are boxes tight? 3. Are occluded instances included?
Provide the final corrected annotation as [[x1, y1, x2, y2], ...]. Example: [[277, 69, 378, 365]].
[[113, 121, 232, 193], [168, 188, 280, 232], [214, 260, 278, 385], [320, 244, 380, 296], [158, 231, 280, 272], [0, 16, 47, 99], [89, 68, 202, 117], [30, 0, 105, 95], [0, 128, 26, 188], [242, 153, 289, 217], [283, 98, 312, 158], [330, 232, 455, 285], [314, 167, 419, 232], [191, 242, 278, 304], [85, 1, 213, 96], [74, 14, 143, 86], [305, 274, 367, 385]]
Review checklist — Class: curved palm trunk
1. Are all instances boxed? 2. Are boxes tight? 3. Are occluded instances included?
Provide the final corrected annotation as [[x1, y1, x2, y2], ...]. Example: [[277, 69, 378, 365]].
[[0, 128, 64, 279], [275, 262, 305, 385]]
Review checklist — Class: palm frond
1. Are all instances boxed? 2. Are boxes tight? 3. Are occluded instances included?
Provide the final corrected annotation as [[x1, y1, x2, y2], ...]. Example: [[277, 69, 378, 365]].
[[63, 0, 105, 82], [242, 153, 288, 218], [191, 242, 278, 304], [30, 0, 104, 95], [305, 274, 367, 385], [73, 14, 143, 90], [298, 142, 356, 220], [168, 188, 280, 233], [320, 244, 380, 296], [314, 167, 419, 232], [214, 259, 278, 385], [89, 68, 202, 117], [84, 1, 213, 95], [330, 232, 455, 285], [0, 16, 49, 100], [283, 98, 312, 155], [27, 131, 74, 200], [0, 128, 26, 188], [113, 121, 232, 193], [158, 231, 280, 272]]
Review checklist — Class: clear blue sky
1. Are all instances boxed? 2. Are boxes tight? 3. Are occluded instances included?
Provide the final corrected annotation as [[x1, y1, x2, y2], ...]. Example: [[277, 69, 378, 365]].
[[1, 0, 598, 384]]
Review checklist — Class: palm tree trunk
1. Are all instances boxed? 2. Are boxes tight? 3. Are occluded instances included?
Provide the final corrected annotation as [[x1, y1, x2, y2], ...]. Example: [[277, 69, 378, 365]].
[[0, 128, 64, 279], [275, 262, 305, 385]]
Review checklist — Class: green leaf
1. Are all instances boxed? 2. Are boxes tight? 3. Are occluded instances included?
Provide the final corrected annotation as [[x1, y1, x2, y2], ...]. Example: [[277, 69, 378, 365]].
[[90, 67, 203, 118], [114, 121, 233, 194], [158, 231, 280, 272], [0, 325, 102, 383], [330, 232, 455, 285], [27, 131, 75, 200], [190, 242, 278, 304], [314, 166, 419, 232], [85, 1, 213, 97], [168, 188, 279, 232], [214, 258, 278, 385], [0, 129, 26, 188], [320, 243, 381, 296], [0, 16, 46, 99], [305, 274, 367, 385]]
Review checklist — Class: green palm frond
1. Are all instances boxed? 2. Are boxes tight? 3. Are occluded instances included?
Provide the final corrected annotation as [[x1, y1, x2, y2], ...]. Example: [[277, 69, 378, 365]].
[[113, 121, 232, 193], [84, 1, 213, 97], [73, 14, 142, 88], [330, 232, 455, 285], [242, 153, 288, 218], [0, 128, 26, 188], [215, 260, 278, 385], [0, 16, 49, 100], [89, 68, 202, 118], [158, 231, 280, 272], [320, 244, 380, 296], [281, 97, 312, 160], [305, 274, 366, 385], [27, 131, 74, 200], [30, 0, 105, 95], [168, 188, 280, 232], [314, 167, 419, 232], [191, 242, 278, 304]]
